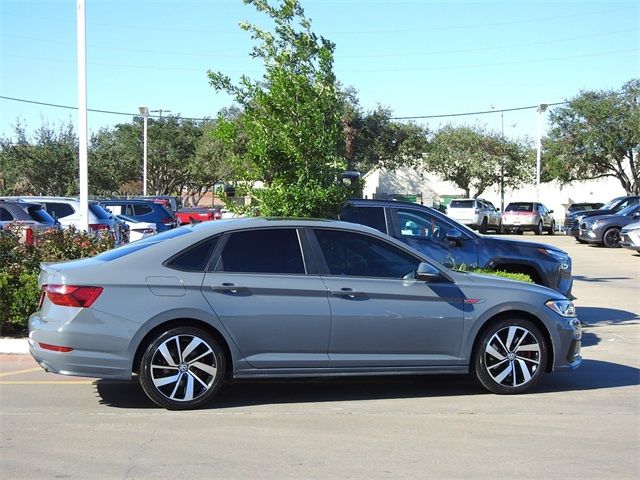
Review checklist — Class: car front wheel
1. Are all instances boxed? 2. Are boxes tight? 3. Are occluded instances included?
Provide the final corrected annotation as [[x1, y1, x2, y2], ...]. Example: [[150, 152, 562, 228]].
[[602, 227, 621, 248], [473, 319, 548, 394], [139, 326, 226, 410]]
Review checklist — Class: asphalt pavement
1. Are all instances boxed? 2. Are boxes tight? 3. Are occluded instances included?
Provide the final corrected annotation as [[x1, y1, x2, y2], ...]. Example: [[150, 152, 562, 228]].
[[1, 233, 638, 479]]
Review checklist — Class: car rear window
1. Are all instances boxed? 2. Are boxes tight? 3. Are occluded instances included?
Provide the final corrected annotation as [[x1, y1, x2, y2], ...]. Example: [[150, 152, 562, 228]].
[[505, 203, 534, 212], [340, 206, 387, 233], [449, 200, 475, 208], [94, 227, 193, 261]]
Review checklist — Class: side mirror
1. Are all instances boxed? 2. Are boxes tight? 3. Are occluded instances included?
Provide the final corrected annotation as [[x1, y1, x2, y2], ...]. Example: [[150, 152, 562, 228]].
[[416, 262, 442, 281], [445, 228, 463, 245], [549, 209, 554, 214]]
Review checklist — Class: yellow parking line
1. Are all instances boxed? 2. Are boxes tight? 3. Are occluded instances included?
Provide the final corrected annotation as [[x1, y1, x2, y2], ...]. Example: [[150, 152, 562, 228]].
[[0, 380, 95, 385], [0, 367, 42, 378]]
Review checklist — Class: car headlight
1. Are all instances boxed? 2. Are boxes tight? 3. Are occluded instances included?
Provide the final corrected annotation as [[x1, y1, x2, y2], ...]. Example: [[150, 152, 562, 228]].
[[545, 299, 577, 317], [540, 248, 571, 271]]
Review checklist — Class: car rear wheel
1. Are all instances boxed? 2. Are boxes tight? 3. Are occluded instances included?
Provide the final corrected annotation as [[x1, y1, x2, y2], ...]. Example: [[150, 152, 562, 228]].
[[602, 227, 621, 248], [548, 221, 555, 235], [535, 221, 543, 235], [473, 319, 548, 394], [479, 217, 488, 234], [139, 326, 226, 410]]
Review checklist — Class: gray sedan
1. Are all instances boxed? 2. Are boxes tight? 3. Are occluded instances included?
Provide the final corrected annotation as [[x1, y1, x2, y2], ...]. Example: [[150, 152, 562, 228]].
[[29, 218, 582, 410]]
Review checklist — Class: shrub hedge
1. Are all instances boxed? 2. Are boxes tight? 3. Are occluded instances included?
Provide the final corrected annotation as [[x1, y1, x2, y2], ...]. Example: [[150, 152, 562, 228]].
[[0, 225, 114, 335]]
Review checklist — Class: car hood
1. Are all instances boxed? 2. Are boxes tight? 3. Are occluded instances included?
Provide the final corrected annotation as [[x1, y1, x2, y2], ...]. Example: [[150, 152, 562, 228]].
[[449, 269, 565, 300], [482, 235, 565, 253], [567, 208, 616, 220], [583, 213, 637, 225]]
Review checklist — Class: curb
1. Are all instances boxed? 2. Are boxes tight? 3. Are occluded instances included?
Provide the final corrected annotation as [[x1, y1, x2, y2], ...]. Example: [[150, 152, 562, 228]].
[[0, 338, 30, 355]]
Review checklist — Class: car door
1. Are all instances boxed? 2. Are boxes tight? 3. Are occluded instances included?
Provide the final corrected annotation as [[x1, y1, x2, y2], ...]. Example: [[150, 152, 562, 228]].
[[311, 228, 465, 367], [391, 206, 479, 268], [201, 227, 331, 369]]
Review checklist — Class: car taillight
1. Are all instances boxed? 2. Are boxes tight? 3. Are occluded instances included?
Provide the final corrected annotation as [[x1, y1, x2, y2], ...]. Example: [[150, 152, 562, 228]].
[[38, 342, 73, 352], [43, 284, 103, 308], [89, 223, 110, 231], [161, 217, 175, 225], [25, 227, 34, 245]]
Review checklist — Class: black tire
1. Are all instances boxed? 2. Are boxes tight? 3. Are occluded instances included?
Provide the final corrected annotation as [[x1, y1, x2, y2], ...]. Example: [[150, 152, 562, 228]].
[[473, 318, 548, 394], [479, 217, 488, 234], [602, 227, 621, 248], [548, 221, 555, 235], [139, 326, 226, 410], [534, 221, 543, 235], [516, 230, 524, 235]]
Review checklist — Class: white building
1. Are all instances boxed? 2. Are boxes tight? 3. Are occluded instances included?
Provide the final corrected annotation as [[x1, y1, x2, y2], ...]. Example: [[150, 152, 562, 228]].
[[362, 166, 627, 227]]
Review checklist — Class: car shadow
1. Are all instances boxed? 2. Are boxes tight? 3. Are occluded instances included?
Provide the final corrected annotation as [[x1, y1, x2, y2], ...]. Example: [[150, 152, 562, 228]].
[[577, 306, 639, 326], [94, 358, 639, 410], [573, 275, 632, 283]]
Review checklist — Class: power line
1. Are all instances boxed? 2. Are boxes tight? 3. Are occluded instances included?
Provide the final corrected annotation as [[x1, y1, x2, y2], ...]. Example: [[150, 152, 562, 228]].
[[0, 94, 568, 122]]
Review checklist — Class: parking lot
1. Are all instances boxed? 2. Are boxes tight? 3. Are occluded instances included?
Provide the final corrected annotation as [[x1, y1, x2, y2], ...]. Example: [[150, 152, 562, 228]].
[[1, 234, 638, 479]]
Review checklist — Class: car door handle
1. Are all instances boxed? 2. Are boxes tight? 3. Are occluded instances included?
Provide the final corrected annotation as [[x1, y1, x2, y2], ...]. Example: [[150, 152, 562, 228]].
[[212, 283, 246, 294], [330, 288, 364, 299]]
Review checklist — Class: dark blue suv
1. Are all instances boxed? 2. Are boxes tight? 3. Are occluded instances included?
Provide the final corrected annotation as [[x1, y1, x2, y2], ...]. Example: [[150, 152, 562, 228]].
[[99, 199, 177, 232], [341, 199, 573, 298]]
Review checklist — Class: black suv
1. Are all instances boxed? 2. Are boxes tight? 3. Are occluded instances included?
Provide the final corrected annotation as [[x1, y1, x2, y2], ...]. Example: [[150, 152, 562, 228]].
[[566, 196, 640, 242], [341, 199, 573, 298]]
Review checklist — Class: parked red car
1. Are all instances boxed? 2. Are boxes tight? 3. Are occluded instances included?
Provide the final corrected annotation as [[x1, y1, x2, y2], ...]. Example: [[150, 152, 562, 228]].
[[175, 207, 221, 225]]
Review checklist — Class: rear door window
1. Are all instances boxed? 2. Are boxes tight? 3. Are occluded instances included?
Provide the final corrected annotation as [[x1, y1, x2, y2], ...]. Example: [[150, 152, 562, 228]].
[[0, 207, 15, 221], [133, 204, 153, 215], [45, 202, 75, 219], [213, 228, 305, 274]]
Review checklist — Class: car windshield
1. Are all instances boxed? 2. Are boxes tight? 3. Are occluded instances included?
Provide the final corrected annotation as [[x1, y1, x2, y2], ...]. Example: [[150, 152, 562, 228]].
[[505, 203, 533, 212], [618, 203, 640, 216], [600, 197, 625, 210]]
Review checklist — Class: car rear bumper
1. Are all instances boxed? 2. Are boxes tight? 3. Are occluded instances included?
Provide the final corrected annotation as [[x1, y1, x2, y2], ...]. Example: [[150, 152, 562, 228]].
[[28, 309, 136, 380]]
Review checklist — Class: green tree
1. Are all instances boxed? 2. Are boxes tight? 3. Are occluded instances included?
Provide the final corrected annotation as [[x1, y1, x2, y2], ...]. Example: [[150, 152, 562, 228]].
[[424, 125, 533, 198], [208, 0, 349, 218], [343, 104, 429, 173], [543, 79, 639, 194], [0, 121, 78, 196]]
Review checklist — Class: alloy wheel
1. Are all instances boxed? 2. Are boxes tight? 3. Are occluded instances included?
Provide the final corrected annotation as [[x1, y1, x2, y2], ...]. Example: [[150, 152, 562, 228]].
[[139, 327, 225, 409], [483, 325, 541, 388]]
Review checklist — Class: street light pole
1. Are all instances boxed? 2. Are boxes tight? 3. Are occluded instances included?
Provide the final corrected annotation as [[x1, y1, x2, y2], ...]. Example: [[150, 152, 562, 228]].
[[77, 0, 89, 231], [138, 106, 149, 196], [536, 103, 548, 201], [499, 110, 505, 212]]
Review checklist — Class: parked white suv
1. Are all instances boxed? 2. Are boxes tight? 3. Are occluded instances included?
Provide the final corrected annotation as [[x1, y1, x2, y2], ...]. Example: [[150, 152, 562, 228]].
[[446, 198, 502, 233]]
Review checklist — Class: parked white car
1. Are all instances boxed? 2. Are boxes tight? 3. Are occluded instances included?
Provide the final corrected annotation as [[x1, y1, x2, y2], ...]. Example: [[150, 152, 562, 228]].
[[620, 220, 640, 252], [446, 198, 502, 233], [116, 214, 157, 242]]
